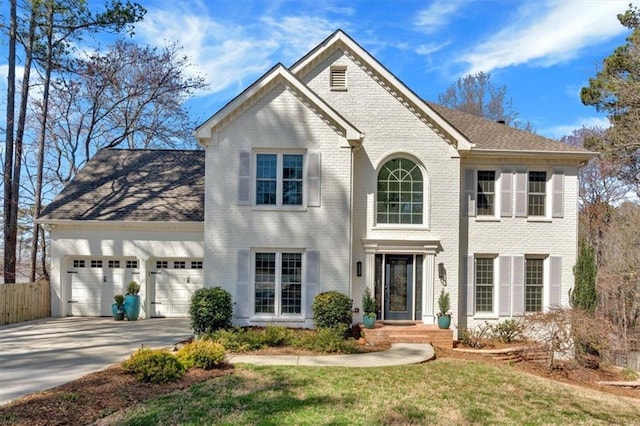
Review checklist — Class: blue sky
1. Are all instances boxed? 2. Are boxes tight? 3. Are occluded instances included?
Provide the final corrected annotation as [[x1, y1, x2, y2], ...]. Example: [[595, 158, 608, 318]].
[[2, 0, 634, 140]]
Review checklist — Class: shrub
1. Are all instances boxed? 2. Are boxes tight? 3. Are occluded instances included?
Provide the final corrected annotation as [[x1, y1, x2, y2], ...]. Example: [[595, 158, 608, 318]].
[[292, 327, 359, 353], [458, 323, 491, 348], [126, 281, 140, 295], [312, 291, 353, 330], [113, 294, 124, 305], [491, 319, 524, 343], [263, 326, 293, 347], [209, 328, 252, 352], [190, 287, 233, 334], [176, 340, 226, 369], [121, 348, 185, 383], [437, 289, 450, 317]]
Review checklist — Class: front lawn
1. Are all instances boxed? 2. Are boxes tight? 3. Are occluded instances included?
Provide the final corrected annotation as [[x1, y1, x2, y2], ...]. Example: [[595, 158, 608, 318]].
[[114, 358, 640, 425]]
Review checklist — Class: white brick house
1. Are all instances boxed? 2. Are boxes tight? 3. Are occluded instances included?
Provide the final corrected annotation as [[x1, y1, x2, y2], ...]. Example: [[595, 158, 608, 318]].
[[40, 30, 594, 329]]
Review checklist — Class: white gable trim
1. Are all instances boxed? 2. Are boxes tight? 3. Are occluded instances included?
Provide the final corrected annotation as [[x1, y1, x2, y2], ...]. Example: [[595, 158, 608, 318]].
[[290, 30, 473, 151], [195, 63, 363, 147]]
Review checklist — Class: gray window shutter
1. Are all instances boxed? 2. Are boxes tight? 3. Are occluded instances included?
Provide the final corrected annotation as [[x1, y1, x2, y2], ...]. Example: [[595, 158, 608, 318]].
[[500, 169, 513, 217], [464, 169, 476, 217], [307, 153, 321, 207], [238, 152, 251, 205], [499, 256, 512, 316], [467, 255, 475, 316], [512, 256, 525, 315], [552, 170, 564, 218], [515, 170, 527, 217], [305, 250, 320, 318], [236, 249, 250, 318], [549, 256, 562, 308]]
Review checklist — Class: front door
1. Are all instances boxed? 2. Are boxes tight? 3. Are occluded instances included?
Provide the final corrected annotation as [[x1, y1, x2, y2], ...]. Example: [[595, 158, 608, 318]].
[[384, 255, 413, 320]]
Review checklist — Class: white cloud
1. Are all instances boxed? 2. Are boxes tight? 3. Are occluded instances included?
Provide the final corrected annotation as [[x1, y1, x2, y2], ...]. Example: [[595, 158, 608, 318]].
[[414, 0, 468, 34], [416, 41, 450, 56], [134, 2, 345, 97], [542, 116, 610, 139], [460, 0, 629, 74]]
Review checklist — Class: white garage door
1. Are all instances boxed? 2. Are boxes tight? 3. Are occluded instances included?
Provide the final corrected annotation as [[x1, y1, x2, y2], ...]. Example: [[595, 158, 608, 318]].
[[151, 259, 204, 317], [68, 258, 137, 316]]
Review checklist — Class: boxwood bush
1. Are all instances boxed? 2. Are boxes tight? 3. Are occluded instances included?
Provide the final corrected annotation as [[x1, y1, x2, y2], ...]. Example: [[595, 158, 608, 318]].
[[312, 291, 353, 330], [176, 339, 226, 370], [121, 348, 185, 383], [189, 287, 233, 334]]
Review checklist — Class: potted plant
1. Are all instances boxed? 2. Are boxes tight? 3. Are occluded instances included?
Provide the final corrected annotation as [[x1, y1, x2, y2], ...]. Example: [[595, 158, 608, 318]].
[[112, 294, 125, 321], [437, 288, 451, 329], [124, 281, 141, 321], [362, 287, 377, 329]]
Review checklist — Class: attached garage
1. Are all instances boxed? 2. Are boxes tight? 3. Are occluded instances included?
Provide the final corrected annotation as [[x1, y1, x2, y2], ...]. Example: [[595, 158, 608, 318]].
[[38, 149, 206, 319]]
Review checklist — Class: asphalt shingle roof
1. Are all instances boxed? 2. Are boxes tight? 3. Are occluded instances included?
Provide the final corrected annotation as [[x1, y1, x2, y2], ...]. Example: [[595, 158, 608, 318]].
[[427, 102, 590, 153], [39, 149, 205, 222]]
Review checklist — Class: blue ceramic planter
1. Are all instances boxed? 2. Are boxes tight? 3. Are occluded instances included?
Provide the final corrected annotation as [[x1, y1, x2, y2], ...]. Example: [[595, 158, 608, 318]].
[[124, 294, 140, 321]]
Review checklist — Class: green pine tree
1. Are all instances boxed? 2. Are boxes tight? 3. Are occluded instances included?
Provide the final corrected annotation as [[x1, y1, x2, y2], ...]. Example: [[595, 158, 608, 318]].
[[571, 240, 598, 313]]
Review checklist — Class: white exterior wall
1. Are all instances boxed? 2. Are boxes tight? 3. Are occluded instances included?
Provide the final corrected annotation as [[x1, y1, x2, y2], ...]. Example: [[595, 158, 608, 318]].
[[300, 50, 461, 326], [204, 83, 352, 327], [49, 222, 203, 318], [463, 158, 580, 328]]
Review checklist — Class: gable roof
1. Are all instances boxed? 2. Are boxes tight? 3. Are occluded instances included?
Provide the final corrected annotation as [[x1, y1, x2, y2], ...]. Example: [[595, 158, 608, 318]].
[[291, 29, 595, 159], [195, 63, 363, 146], [38, 149, 205, 223], [427, 102, 595, 158]]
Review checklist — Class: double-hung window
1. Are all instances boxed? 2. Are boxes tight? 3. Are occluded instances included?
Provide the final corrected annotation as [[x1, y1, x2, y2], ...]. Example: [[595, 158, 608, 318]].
[[476, 171, 495, 216], [256, 153, 303, 206], [475, 257, 494, 313], [254, 251, 302, 316], [528, 171, 547, 216], [525, 258, 544, 312]]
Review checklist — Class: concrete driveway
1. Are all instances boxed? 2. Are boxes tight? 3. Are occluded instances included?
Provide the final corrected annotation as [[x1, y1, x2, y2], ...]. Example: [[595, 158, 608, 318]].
[[0, 317, 192, 406]]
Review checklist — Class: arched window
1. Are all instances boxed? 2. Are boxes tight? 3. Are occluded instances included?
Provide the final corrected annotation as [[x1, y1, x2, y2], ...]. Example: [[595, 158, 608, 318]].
[[377, 158, 423, 224]]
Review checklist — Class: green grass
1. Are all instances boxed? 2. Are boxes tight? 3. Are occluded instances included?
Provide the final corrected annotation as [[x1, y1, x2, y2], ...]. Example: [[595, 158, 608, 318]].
[[116, 359, 640, 425]]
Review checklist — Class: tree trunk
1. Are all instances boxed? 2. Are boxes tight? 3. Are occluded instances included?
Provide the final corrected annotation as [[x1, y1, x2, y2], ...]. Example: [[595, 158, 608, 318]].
[[29, 3, 51, 282], [3, 0, 17, 283]]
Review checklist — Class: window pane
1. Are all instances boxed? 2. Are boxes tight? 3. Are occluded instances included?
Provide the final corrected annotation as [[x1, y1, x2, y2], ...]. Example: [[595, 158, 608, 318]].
[[283, 181, 302, 205], [281, 253, 302, 314], [475, 258, 494, 312], [282, 155, 303, 179], [528, 172, 546, 216], [525, 258, 544, 312], [256, 155, 277, 205], [377, 158, 423, 224], [255, 253, 275, 314], [477, 171, 495, 216]]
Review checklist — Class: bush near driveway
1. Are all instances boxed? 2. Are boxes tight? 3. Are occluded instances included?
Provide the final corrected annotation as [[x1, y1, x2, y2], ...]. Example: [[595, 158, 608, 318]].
[[122, 348, 185, 383], [189, 287, 233, 334]]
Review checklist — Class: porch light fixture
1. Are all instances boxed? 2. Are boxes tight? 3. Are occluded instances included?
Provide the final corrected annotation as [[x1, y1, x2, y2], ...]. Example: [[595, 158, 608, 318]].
[[356, 261, 362, 277], [438, 262, 446, 284]]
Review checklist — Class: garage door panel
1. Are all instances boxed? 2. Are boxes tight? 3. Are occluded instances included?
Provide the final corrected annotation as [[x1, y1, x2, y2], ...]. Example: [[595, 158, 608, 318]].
[[152, 268, 203, 317], [69, 264, 124, 317]]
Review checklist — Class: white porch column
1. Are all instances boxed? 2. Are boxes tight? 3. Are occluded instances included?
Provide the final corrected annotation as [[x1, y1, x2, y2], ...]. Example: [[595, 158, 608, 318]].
[[422, 253, 435, 325]]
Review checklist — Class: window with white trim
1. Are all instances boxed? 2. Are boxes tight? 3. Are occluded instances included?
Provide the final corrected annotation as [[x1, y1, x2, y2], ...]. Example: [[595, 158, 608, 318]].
[[90, 260, 102, 268], [528, 171, 547, 216], [476, 171, 495, 216], [254, 251, 302, 315], [126, 260, 138, 269], [191, 261, 203, 269], [256, 153, 304, 206], [108, 260, 121, 268], [377, 158, 423, 224], [156, 260, 168, 269], [174, 261, 186, 269], [73, 259, 85, 268], [475, 257, 494, 313], [525, 258, 544, 312]]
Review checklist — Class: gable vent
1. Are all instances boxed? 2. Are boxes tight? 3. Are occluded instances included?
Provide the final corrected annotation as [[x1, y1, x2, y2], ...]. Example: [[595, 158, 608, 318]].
[[330, 66, 347, 91]]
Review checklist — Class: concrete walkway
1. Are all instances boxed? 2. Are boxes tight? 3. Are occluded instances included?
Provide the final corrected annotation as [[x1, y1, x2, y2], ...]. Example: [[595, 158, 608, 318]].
[[0, 317, 192, 406], [227, 343, 435, 367]]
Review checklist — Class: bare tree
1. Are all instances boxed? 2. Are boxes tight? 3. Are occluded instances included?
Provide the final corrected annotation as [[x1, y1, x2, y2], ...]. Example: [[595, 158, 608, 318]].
[[438, 71, 534, 131], [43, 40, 207, 184]]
